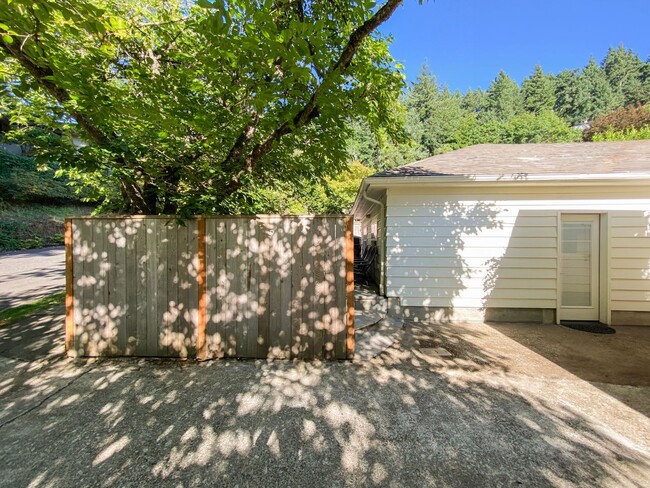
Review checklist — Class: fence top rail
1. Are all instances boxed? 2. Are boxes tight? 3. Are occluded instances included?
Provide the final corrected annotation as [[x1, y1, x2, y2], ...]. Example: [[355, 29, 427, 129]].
[[67, 214, 353, 221]]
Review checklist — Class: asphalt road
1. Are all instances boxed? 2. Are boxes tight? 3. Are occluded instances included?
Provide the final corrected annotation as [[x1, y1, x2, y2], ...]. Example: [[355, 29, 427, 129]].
[[0, 246, 65, 311]]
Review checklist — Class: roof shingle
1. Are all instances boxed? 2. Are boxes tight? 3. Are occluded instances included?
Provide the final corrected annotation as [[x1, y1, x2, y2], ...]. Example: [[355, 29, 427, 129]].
[[373, 141, 650, 178]]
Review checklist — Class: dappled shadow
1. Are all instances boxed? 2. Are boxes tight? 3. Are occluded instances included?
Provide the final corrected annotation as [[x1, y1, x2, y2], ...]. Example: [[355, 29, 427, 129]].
[[0, 247, 65, 311], [204, 216, 348, 360], [481, 210, 558, 323], [385, 200, 502, 322], [70, 216, 350, 360], [1, 311, 649, 486], [0, 305, 65, 361]]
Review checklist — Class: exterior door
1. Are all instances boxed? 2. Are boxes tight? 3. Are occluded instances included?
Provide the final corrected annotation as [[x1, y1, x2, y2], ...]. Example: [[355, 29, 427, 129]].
[[560, 214, 600, 321]]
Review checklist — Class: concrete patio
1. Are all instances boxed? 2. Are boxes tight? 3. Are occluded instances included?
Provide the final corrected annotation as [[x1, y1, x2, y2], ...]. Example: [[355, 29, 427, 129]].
[[0, 305, 649, 487]]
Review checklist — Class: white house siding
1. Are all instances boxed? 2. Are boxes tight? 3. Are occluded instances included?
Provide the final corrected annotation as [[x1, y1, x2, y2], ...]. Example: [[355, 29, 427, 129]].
[[610, 213, 650, 318], [384, 185, 650, 323]]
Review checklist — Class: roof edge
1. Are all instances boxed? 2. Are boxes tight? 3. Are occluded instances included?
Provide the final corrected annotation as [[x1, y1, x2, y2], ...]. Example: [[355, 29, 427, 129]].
[[365, 172, 650, 187]]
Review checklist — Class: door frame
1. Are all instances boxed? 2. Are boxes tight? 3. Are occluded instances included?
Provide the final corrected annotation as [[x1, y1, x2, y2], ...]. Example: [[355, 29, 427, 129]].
[[556, 212, 610, 324]]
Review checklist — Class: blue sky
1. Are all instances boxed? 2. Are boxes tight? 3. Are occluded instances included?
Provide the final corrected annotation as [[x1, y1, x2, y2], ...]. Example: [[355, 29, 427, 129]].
[[380, 0, 650, 92]]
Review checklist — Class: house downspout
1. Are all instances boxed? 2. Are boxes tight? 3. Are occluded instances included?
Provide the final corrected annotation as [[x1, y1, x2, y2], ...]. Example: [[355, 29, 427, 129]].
[[360, 187, 386, 296]]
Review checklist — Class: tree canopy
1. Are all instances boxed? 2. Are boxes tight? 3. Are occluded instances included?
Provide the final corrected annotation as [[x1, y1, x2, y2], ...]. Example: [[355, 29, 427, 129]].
[[2, 2, 649, 215], [0, 0, 408, 215], [351, 45, 650, 172]]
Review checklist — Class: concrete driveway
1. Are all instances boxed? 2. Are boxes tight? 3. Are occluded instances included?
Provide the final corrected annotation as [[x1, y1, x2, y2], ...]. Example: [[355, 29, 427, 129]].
[[0, 308, 649, 487], [0, 246, 65, 311]]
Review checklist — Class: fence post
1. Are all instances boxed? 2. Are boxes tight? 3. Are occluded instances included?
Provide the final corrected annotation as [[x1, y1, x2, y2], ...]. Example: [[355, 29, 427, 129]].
[[197, 217, 207, 360], [64, 218, 76, 357], [345, 216, 355, 359]]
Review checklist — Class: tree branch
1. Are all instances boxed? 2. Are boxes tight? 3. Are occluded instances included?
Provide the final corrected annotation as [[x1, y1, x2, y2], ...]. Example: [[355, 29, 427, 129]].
[[0, 39, 112, 147], [221, 0, 403, 194], [0, 38, 156, 213]]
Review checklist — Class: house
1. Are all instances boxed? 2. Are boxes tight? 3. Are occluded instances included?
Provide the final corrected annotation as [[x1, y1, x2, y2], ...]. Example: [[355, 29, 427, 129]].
[[352, 140, 650, 326]]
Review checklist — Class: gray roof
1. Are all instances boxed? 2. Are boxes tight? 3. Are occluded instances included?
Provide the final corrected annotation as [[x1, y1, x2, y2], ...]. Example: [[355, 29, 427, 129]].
[[373, 140, 650, 178]]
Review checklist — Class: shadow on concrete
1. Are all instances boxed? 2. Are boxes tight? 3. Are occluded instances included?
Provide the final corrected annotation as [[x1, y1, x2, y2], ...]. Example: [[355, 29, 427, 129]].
[[0, 309, 649, 486], [0, 246, 65, 311], [487, 322, 650, 417]]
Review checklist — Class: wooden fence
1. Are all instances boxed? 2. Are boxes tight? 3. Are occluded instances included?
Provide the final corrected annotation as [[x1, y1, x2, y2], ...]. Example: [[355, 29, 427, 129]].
[[65, 216, 354, 360]]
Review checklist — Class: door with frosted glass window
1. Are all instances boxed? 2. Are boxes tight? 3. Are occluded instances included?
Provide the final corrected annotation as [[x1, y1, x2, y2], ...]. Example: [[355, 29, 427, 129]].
[[560, 215, 600, 321]]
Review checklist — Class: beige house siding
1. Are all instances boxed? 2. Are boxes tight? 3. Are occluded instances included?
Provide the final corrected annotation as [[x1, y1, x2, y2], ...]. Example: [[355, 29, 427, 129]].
[[384, 184, 650, 324], [610, 213, 650, 314]]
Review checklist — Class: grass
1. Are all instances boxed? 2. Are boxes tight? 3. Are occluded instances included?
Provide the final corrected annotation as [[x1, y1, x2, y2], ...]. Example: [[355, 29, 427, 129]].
[[0, 202, 93, 252], [0, 291, 66, 326]]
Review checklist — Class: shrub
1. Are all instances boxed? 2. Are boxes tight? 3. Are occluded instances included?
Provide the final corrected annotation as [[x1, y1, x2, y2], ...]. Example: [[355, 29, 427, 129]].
[[583, 104, 650, 141], [0, 150, 79, 204]]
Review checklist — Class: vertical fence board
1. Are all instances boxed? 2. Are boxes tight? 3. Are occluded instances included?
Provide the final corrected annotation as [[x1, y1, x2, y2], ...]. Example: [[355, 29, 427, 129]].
[[290, 218, 303, 359], [216, 219, 227, 357], [158, 222, 169, 355], [304, 218, 316, 360], [345, 217, 355, 359], [188, 221, 199, 358], [112, 220, 127, 354], [165, 221, 177, 357], [135, 220, 147, 355], [124, 218, 138, 355], [256, 217, 271, 358], [248, 218, 260, 358], [196, 218, 206, 359], [177, 221, 190, 357], [204, 219, 216, 357], [279, 219, 294, 358], [74, 220, 87, 356], [92, 219, 106, 356], [145, 220, 157, 355], [312, 217, 328, 359], [335, 218, 348, 359], [82, 219, 95, 356]]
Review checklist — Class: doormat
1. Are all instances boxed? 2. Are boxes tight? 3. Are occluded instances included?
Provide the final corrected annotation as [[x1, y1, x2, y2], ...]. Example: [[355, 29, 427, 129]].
[[560, 321, 616, 334]]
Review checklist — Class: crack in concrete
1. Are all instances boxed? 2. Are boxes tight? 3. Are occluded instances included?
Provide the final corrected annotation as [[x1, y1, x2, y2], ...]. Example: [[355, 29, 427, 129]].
[[0, 364, 96, 430]]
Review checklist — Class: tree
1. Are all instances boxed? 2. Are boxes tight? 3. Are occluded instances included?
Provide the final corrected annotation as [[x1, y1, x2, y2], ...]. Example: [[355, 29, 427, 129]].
[[485, 71, 523, 119], [521, 65, 556, 114], [501, 111, 579, 143], [581, 57, 615, 120], [461, 87, 487, 114], [0, 0, 410, 215], [602, 45, 647, 107], [554, 69, 589, 125], [405, 65, 465, 155]]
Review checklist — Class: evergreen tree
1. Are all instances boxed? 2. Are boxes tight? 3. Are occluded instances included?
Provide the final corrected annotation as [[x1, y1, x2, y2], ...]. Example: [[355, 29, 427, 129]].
[[521, 65, 556, 113], [405, 65, 465, 155], [485, 71, 523, 119], [581, 57, 615, 120], [602, 45, 647, 106], [461, 88, 487, 113], [554, 69, 589, 125]]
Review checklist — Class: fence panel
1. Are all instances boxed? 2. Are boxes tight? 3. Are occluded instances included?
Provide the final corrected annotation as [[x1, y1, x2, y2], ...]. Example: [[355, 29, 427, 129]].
[[67, 215, 353, 359], [68, 217, 199, 357]]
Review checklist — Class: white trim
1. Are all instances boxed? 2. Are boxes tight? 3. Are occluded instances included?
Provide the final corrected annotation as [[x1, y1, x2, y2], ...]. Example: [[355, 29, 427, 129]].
[[556, 211, 562, 325], [365, 173, 650, 186], [599, 213, 610, 325], [352, 175, 650, 216]]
